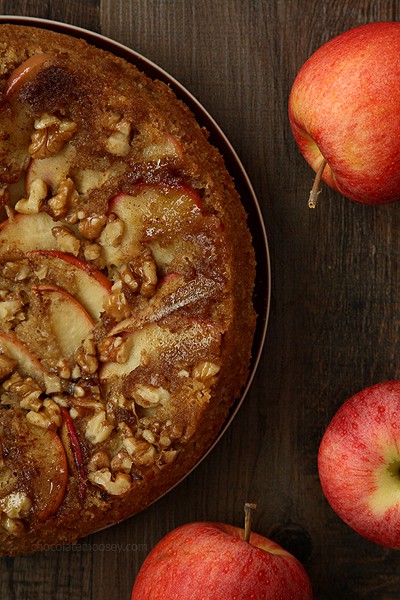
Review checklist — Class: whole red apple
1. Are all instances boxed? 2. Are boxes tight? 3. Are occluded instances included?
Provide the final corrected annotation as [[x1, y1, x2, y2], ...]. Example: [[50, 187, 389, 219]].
[[289, 22, 400, 205], [131, 520, 313, 599], [318, 380, 400, 549]]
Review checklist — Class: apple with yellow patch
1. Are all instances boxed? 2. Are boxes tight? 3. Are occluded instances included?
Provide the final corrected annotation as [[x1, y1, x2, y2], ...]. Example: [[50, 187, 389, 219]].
[[289, 22, 400, 205], [318, 380, 400, 548]]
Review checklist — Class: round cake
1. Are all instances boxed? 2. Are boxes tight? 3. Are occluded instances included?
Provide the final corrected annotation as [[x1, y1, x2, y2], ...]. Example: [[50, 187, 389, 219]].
[[0, 24, 256, 555]]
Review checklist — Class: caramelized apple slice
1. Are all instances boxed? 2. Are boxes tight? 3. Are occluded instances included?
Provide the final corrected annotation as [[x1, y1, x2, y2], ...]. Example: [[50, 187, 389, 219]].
[[32, 285, 94, 360], [27, 250, 111, 320], [100, 318, 221, 383], [0, 54, 54, 184], [28, 424, 68, 522], [141, 132, 183, 162], [4, 54, 53, 99], [0, 411, 68, 523], [25, 145, 76, 194], [26, 149, 126, 196], [102, 183, 204, 266], [73, 163, 127, 195], [0, 103, 32, 184], [0, 212, 59, 259], [0, 331, 46, 380], [110, 273, 219, 336]]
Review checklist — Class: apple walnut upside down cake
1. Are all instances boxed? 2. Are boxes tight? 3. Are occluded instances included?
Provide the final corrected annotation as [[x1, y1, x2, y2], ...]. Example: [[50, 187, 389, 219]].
[[0, 24, 256, 555]]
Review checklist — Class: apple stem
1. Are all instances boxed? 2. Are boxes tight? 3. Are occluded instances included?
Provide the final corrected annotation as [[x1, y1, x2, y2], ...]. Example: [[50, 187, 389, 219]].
[[244, 502, 257, 543], [308, 157, 327, 208]]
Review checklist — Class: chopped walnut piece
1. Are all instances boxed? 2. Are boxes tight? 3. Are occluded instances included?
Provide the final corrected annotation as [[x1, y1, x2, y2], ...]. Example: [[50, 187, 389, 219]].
[[57, 359, 71, 380], [26, 398, 61, 430], [129, 249, 158, 298], [87, 451, 110, 473], [0, 297, 24, 330], [26, 410, 52, 429], [142, 429, 156, 444], [29, 114, 77, 158], [83, 243, 102, 262], [110, 451, 133, 474], [88, 468, 131, 495], [85, 410, 114, 444], [97, 336, 128, 364], [122, 436, 156, 467], [159, 435, 172, 448], [73, 385, 85, 398], [51, 394, 69, 408], [192, 361, 221, 383], [1, 516, 24, 536], [157, 449, 178, 468], [78, 215, 107, 240], [52, 226, 81, 256], [2, 261, 30, 282], [14, 178, 47, 214], [34, 264, 48, 280], [7, 376, 42, 410], [105, 118, 132, 156], [1, 491, 32, 519], [103, 290, 131, 321], [2, 371, 22, 391], [48, 178, 79, 219], [74, 336, 98, 375], [43, 373, 62, 394], [42, 398, 62, 428], [131, 384, 170, 408], [118, 264, 139, 293]]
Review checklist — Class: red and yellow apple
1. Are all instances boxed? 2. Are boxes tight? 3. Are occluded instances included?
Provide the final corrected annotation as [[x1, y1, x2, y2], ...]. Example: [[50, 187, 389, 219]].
[[318, 380, 400, 549], [131, 519, 313, 599], [289, 22, 400, 205]]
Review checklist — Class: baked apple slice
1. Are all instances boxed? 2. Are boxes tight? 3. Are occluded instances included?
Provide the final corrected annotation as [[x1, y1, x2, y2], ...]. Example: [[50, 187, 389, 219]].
[[0, 411, 68, 523], [101, 183, 204, 266], [25, 145, 76, 194], [100, 318, 221, 383], [32, 284, 94, 360], [110, 273, 219, 336], [0, 54, 54, 184], [4, 53, 53, 99], [27, 250, 111, 320], [0, 331, 46, 380], [141, 132, 183, 162], [26, 150, 126, 196], [27, 422, 68, 522], [0, 212, 59, 259]]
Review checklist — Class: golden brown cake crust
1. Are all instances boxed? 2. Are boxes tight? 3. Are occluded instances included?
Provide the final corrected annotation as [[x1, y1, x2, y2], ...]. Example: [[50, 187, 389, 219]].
[[0, 24, 256, 555]]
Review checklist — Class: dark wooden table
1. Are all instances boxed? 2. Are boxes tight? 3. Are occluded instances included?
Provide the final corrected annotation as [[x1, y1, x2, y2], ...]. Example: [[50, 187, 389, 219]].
[[1, 1, 400, 598]]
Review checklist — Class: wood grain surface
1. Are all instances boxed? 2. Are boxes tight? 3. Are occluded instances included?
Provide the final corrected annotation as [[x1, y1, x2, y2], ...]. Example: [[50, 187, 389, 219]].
[[1, 1, 400, 599]]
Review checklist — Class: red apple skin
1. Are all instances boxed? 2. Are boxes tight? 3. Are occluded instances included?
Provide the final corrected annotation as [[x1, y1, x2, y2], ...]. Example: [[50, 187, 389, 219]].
[[131, 522, 313, 600], [288, 22, 400, 205], [28, 249, 112, 291], [4, 53, 53, 98], [318, 381, 400, 549]]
